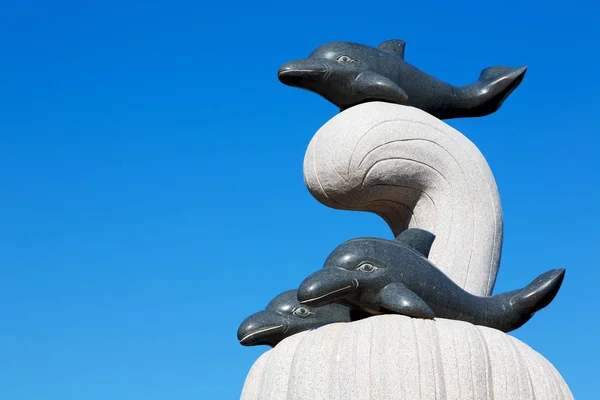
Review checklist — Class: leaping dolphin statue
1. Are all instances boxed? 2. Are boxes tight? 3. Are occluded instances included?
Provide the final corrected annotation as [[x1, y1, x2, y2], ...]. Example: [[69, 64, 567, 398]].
[[237, 290, 351, 347], [278, 40, 527, 119], [296, 229, 565, 332]]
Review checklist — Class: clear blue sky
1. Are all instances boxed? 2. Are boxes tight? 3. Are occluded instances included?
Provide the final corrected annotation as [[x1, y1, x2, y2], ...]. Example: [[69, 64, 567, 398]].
[[1, 0, 598, 398]]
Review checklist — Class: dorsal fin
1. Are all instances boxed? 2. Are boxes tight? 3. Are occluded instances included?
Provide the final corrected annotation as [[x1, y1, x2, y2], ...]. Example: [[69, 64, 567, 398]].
[[394, 228, 435, 258], [378, 40, 406, 59]]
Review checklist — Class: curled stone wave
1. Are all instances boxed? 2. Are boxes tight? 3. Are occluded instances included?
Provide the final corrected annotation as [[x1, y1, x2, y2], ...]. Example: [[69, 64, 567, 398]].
[[303, 102, 503, 296]]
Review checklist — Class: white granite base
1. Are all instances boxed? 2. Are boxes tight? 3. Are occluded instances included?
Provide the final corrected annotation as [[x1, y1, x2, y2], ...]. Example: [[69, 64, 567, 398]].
[[241, 315, 572, 400]]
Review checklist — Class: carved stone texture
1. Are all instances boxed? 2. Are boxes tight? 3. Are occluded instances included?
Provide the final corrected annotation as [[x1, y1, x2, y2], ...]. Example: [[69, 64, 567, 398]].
[[240, 315, 573, 400], [304, 102, 502, 296], [278, 40, 526, 119]]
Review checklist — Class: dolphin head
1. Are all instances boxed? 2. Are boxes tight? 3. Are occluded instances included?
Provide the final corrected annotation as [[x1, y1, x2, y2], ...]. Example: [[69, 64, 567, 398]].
[[278, 42, 407, 110], [237, 290, 350, 347], [297, 238, 395, 308]]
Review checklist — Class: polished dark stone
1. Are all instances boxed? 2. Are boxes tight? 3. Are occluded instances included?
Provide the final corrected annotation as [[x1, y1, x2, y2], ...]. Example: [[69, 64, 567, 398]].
[[237, 290, 351, 347], [297, 229, 565, 332], [278, 40, 527, 119]]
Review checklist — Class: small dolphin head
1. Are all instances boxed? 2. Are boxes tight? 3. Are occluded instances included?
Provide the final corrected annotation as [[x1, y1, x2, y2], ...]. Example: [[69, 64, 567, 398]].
[[298, 238, 393, 307], [278, 42, 404, 110], [237, 290, 350, 347]]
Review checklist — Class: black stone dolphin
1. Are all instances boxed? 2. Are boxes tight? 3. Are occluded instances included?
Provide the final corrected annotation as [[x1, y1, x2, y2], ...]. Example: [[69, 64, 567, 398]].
[[278, 40, 527, 119], [297, 229, 565, 332], [237, 290, 351, 347]]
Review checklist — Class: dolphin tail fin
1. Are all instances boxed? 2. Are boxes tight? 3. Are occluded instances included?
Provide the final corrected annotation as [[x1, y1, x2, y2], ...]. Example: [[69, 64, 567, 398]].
[[511, 268, 565, 315], [467, 65, 527, 117]]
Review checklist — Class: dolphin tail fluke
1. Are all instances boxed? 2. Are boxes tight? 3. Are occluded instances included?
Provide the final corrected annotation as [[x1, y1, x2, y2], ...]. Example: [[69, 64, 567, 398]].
[[468, 65, 527, 117], [511, 268, 565, 315]]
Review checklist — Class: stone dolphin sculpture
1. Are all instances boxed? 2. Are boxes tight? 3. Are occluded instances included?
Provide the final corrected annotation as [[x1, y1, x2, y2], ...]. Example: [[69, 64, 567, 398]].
[[297, 229, 565, 332], [237, 290, 351, 347], [278, 40, 527, 119]]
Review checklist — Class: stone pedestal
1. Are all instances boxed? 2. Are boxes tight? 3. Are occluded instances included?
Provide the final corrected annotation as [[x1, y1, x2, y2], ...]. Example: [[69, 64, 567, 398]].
[[240, 315, 572, 400]]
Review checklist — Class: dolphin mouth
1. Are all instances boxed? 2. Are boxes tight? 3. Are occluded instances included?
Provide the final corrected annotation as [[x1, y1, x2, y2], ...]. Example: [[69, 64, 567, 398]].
[[239, 325, 286, 346], [278, 69, 327, 77], [300, 279, 359, 307], [278, 60, 328, 84], [237, 309, 289, 347]]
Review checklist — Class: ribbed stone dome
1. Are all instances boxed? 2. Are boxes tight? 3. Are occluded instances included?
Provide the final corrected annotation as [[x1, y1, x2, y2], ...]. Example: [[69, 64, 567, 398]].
[[241, 315, 572, 400]]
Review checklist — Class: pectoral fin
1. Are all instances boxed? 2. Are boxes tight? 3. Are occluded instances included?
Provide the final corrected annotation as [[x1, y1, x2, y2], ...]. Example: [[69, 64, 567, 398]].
[[376, 282, 435, 319], [354, 71, 409, 104]]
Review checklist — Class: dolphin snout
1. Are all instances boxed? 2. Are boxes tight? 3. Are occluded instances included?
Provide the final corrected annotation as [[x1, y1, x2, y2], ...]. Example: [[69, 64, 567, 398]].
[[278, 59, 328, 85], [237, 310, 287, 347], [297, 269, 358, 307]]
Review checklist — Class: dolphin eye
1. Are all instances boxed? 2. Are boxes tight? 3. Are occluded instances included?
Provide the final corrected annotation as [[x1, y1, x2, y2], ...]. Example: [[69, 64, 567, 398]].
[[292, 307, 313, 317], [356, 263, 378, 272], [336, 55, 355, 64]]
